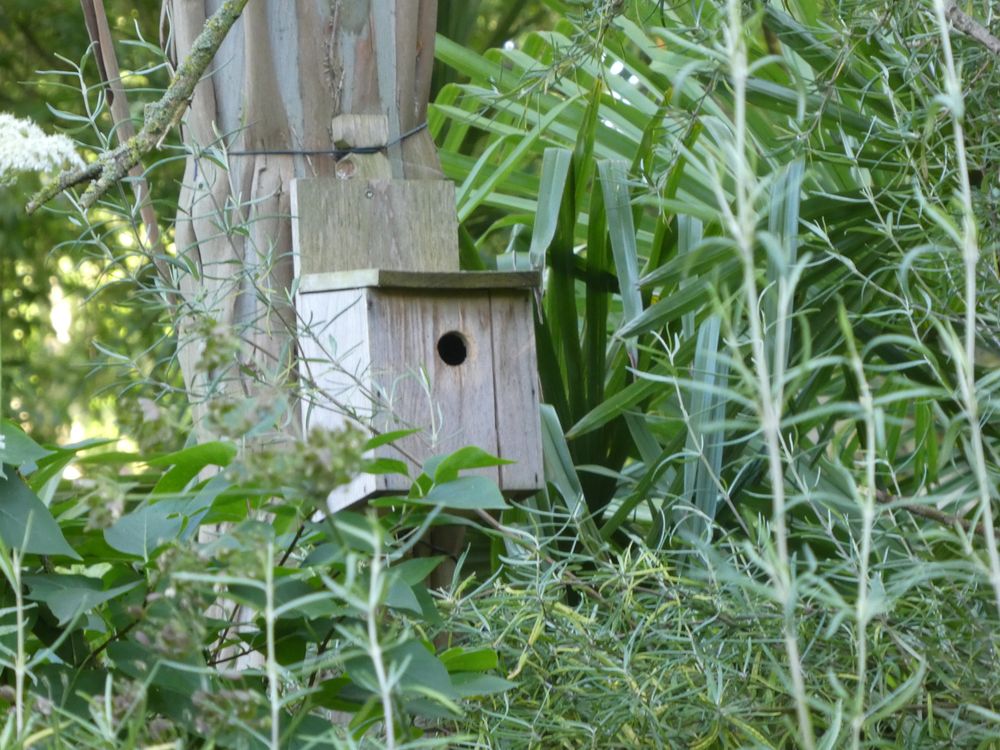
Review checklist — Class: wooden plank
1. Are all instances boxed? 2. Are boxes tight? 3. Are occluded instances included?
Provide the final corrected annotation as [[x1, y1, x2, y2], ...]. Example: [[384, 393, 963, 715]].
[[489, 291, 544, 492], [291, 178, 458, 275], [296, 287, 379, 507], [298, 269, 541, 294], [367, 290, 500, 484], [330, 114, 392, 180]]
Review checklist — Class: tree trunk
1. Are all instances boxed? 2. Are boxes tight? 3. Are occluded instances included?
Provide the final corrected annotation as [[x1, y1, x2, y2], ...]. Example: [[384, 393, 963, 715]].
[[164, 1, 462, 599], [165, 0, 442, 414]]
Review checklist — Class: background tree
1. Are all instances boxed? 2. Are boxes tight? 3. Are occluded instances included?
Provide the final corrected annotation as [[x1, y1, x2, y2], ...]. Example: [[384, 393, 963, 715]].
[[0, 0, 174, 445]]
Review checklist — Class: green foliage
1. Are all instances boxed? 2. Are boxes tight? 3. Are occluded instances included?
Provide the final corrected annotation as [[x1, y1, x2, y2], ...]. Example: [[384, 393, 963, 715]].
[[3, 0, 1000, 747], [433, 0, 1000, 538], [1, 0, 181, 444], [441, 540, 1000, 748], [0, 422, 514, 748], [432, 0, 1000, 745]]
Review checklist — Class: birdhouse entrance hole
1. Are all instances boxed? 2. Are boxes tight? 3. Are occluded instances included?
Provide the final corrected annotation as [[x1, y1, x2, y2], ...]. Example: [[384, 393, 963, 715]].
[[437, 331, 468, 366], [293, 267, 544, 505]]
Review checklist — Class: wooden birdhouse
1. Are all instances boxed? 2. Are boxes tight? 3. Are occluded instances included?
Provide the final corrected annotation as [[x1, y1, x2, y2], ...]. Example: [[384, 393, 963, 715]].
[[292, 178, 544, 511]]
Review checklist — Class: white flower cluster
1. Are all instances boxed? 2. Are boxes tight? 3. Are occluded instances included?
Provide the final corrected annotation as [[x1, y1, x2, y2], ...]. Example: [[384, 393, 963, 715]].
[[0, 112, 84, 187]]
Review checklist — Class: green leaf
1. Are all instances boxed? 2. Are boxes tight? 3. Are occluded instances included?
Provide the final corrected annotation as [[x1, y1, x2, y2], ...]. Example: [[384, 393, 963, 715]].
[[440, 646, 499, 673], [391, 556, 445, 585], [433, 446, 510, 484], [448, 672, 516, 698], [365, 428, 420, 451], [0, 468, 80, 559], [365, 457, 410, 476], [598, 160, 644, 339], [346, 639, 454, 698], [22, 575, 140, 626], [385, 575, 423, 615], [529, 148, 573, 268], [457, 97, 578, 222], [107, 640, 204, 695], [416, 475, 509, 511], [104, 504, 183, 560], [0, 422, 52, 475], [540, 405, 583, 514], [148, 441, 237, 495]]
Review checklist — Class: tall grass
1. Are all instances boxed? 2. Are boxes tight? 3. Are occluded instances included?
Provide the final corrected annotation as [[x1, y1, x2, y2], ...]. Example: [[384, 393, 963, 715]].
[[433, 0, 1000, 745]]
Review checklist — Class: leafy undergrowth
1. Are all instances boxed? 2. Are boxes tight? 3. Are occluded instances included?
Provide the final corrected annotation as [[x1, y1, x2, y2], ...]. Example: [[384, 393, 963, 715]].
[[0, 422, 518, 749], [440, 536, 1000, 749]]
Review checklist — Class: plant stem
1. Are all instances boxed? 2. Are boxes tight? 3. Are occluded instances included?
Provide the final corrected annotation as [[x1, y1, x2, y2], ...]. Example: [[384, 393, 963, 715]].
[[367, 529, 396, 750], [931, 0, 1000, 618], [722, 1, 815, 746], [12, 548, 25, 738], [264, 542, 280, 750], [839, 305, 877, 749]]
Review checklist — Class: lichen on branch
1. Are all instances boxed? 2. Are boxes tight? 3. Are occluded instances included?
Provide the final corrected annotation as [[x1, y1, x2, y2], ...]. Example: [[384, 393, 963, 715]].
[[25, 0, 250, 214]]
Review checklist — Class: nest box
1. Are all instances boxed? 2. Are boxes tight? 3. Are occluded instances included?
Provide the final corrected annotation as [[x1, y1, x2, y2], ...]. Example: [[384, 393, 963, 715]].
[[292, 178, 544, 510]]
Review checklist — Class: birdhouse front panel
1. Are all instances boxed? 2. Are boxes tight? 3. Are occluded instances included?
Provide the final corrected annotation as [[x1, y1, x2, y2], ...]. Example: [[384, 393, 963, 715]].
[[297, 271, 543, 510]]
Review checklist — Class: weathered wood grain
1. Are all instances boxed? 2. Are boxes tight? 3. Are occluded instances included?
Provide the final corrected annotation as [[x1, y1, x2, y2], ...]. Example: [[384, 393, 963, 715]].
[[330, 114, 392, 180], [297, 287, 381, 506], [297, 281, 544, 505], [291, 179, 459, 277], [369, 290, 501, 484], [166, 0, 444, 431], [489, 292, 544, 492]]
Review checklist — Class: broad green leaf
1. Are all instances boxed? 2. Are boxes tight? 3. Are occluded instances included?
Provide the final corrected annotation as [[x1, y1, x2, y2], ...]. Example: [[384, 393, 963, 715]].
[[449, 673, 517, 698], [433, 446, 510, 484], [385, 575, 423, 615], [346, 639, 454, 698], [365, 428, 420, 450], [417, 475, 509, 511], [440, 646, 499, 673], [148, 441, 237, 495], [107, 641, 204, 695], [0, 422, 52, 474], [104, 504, 183, 560], [0, 469, 80, 559], [22, 575, 140, 626], [390, 556, 445, 585]]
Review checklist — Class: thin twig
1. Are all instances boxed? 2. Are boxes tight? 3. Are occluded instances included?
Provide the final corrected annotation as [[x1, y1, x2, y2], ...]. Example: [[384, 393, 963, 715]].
[[26, 0, 250, 214], [946, 3, 1000, 56], [876, 488, 992, 538], [79, 0, 173, 296]]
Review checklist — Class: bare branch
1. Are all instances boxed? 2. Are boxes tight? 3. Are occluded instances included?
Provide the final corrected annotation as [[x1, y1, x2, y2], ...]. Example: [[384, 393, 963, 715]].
[[26, 0, 250, 214], [876, 488, 993, 539], [947, 2, 1000, 57], [79, 0, 173, 295]]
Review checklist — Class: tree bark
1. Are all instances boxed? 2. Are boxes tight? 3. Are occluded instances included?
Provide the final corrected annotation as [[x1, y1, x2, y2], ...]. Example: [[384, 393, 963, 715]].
[[164, 1, 460, 598], [164, 0, 442, 417]]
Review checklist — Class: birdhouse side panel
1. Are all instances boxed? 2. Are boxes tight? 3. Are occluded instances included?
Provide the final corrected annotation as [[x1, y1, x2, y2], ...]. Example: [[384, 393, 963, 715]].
[[297, 288, 382, 503], [488, 291, 544, 492], [366, 290, 501, 483], [298, 288, 376, 428]]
